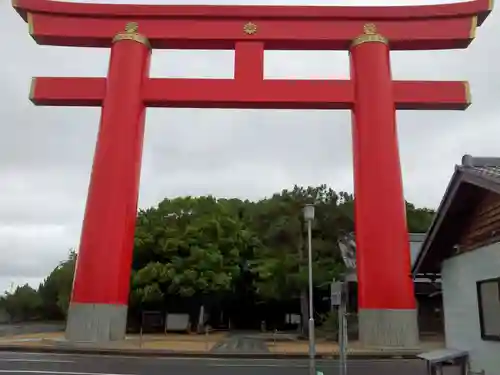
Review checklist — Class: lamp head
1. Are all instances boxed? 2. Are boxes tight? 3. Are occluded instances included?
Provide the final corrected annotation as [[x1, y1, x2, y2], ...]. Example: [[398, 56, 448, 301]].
[[303, 204, 315, 221]]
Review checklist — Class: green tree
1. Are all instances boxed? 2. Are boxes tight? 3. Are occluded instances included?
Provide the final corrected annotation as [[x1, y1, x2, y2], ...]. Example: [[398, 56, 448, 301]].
[[406, 202, 435, 233], [37, 250, 76, 319], [131, 196, 256, 306], [248, 185, 347, 333], [1, 284, 42, 321]]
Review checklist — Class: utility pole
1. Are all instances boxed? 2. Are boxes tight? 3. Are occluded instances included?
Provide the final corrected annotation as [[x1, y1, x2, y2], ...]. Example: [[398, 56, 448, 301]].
[[338, 277, 348, 375], [303, 204, 316, 375]]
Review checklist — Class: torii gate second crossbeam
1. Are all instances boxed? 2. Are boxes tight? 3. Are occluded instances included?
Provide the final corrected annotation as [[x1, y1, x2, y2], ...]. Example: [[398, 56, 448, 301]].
[[13, 0, 492, 348]]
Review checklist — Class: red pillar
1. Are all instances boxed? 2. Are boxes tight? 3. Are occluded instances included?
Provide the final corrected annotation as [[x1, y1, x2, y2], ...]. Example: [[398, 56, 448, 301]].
[[66, 23, 151, 342], [349, 24, 418, 347]]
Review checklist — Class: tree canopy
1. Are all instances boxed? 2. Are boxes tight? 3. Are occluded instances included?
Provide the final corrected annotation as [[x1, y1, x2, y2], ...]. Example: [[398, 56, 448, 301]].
[[0, 185, 435, 325]]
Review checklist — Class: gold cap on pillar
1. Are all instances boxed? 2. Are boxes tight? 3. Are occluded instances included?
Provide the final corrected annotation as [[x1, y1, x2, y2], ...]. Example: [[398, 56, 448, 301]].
[[351, 23, 388, 49], [112, 22, 151, 49]]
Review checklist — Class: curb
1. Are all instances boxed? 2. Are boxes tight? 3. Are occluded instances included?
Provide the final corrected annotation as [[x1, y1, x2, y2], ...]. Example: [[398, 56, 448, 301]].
[[0, 345, 421, 359]]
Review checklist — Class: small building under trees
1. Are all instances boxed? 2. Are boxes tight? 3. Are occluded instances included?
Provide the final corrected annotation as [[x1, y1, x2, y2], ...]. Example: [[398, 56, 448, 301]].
[[339, 232, 443, 338]]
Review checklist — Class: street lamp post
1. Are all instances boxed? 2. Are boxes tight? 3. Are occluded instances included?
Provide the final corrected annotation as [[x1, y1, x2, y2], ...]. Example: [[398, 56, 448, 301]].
[[303, 204, 315, 360]]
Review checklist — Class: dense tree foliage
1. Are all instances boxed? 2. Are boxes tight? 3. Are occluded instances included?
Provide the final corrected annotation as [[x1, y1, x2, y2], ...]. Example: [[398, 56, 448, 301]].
[[37, 250, 76, 319], [0, 250, 76, 322], [0, 185, 435, 325]]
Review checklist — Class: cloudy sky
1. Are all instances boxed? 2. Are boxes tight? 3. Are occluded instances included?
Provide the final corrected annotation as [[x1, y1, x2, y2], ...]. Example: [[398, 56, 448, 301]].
[[0, 0, 498, 293]]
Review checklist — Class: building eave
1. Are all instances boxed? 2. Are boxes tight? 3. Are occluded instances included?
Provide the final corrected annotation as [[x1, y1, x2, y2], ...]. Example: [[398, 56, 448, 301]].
[[412, 155, 500, 276], [412, 166, 463, 276]]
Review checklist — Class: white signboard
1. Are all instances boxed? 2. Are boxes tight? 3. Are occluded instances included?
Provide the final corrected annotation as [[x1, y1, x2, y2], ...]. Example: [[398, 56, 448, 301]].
[[166, 313, 190, 331], [331, 281, 342, 306]]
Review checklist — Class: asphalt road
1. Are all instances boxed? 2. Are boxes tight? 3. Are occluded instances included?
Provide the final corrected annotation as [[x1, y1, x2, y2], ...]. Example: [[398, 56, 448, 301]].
[[0, 351, 436, 375]]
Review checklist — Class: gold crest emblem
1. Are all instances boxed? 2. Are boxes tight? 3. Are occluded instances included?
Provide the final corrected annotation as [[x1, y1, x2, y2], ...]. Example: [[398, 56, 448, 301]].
[[243, 22, 258, 35]]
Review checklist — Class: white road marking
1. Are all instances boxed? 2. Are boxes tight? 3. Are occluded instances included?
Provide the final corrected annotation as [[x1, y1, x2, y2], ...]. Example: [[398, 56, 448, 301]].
[[205, 360, 415, 368], [0, 371, 136, 375], [0, 359, 74, 363], [209, 363, 288, 367], [0, 351, 418, 364]]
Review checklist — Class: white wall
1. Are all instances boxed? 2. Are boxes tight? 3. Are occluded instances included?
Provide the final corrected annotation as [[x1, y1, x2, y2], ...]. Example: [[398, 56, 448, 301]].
[[410, 239, 423, 267], [441, 242, 500, 375]]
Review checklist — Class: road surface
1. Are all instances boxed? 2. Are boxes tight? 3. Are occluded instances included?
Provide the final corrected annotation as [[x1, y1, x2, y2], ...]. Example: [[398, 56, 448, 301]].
[[211, 332, 269, 353], [0, 351, 434, 375]]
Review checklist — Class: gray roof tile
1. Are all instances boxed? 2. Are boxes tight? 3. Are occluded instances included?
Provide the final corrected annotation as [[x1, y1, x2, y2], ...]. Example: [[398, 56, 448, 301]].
[[466, 165, 500, 180]]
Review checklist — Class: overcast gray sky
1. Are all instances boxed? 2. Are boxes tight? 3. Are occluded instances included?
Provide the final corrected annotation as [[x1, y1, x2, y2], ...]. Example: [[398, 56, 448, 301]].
[[0, 0, 498, 293]]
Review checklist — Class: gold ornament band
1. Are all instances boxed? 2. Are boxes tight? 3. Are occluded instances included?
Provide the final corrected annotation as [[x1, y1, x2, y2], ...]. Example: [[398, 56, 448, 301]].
[[112, 22, 151, 49], [351, 23, 388, 49], [27, 12, 34, 35], [463, 81, 472, 107]]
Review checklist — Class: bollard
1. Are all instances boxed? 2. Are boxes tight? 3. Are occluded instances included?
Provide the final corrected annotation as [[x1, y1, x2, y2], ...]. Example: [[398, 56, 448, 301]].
[[139, 326, 143, 348], [205, 325, 209, 352]]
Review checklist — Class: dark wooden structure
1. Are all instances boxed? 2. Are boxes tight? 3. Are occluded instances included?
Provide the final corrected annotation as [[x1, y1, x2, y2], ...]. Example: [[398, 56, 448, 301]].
[[414, 155, 500, 274]]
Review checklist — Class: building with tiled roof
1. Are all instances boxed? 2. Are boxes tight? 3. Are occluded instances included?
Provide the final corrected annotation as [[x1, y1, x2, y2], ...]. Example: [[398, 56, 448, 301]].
[[413, 155, 500, 375]]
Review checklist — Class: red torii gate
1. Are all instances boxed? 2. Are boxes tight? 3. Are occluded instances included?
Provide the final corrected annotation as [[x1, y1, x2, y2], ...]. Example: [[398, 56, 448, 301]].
[[13, 0, 492, 347]]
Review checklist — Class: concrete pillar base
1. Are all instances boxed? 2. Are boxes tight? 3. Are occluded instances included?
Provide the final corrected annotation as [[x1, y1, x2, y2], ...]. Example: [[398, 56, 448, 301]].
[[358, 308, 419, 348], [65, 303, 128, 342]]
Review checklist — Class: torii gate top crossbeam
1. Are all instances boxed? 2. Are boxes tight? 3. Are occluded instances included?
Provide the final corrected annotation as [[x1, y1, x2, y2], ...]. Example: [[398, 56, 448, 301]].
[[13, 0, 492, 50]]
